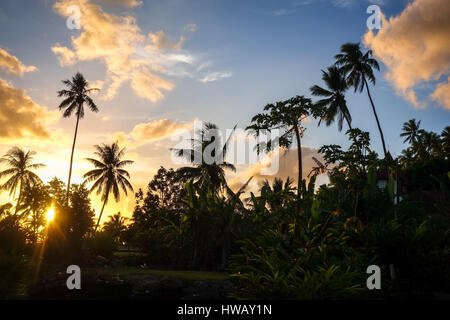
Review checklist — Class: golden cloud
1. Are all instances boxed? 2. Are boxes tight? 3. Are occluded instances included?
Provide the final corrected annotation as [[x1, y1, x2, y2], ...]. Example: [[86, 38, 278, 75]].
[[52, 0, 173, 102], [51, 44, 77, 66], [0, 78, 59, 141], [148, 30, 185, 51], [130, 67, 174, 102], [113, 118, 194, 149], [0, 48, 37, 75], [430, 77, 450, 110], [363, 0, 450, 109], [52, 0, 231, 102]]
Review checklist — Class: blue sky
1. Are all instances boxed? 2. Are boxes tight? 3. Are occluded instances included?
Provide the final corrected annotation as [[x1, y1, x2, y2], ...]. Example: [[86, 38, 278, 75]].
[[0, 0, 448, 216]]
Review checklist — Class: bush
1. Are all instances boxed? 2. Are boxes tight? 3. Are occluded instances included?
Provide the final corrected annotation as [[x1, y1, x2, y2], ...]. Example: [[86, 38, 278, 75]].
[[0, 254, 27, 299], [230, 227, 369, 299], [87, 231, 117, 259]]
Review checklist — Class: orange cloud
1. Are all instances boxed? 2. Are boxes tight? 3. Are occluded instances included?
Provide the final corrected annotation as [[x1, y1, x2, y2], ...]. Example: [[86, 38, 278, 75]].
[[130, 67, 174, 102], [363, 0, 450, 110], [0, 78, 59, 141], [148, 30, 185, 51], [430, 77, 450, 110], [51, 0, 231, 101], [52, 0, 172, 102], [51, 44, 77, 66], [0, 48, 37, 75], [113, 118, 194, 149]]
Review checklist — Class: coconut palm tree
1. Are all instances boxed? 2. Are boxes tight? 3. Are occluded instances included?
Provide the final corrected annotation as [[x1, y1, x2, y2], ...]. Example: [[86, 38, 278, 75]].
[[0, 147, 45, 214], [400, 119, 421, 145], [246, 95, 313, 196], [334, 42, 387, 158], [171, 122, 236, 192], [57, 72, 100, 205], [310, 66, 352, 131], [103, 212, 128, 243], [441, 126, 450, 157], [82, 142, 133, 234]]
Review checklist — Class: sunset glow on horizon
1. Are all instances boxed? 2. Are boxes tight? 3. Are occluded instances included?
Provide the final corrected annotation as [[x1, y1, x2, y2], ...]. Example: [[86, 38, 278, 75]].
[[0, 0, 449, 224]]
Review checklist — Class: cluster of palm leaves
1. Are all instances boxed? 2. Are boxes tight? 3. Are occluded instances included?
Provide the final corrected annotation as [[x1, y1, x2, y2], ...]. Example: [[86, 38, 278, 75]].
[[311, 42, 387, 158], [399, 119, 450, 164]]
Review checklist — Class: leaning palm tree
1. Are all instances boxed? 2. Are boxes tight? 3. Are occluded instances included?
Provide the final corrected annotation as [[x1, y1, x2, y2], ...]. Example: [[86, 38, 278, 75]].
[[82, 142, 133, 234], [400, 119, 421, 145], [334, 42, 387, 158], [171, 122, 236, 192], [57, 72, 100, 205], [0, 147, 45, 214], [307, 156, 329, 179], [310, 66, 352, 131]]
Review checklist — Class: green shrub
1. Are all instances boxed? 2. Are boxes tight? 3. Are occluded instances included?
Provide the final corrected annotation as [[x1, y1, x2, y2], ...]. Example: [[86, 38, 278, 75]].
[[0, 254, 27, 299], [230, 227, 368, 300], [87, 232, 117, 259]]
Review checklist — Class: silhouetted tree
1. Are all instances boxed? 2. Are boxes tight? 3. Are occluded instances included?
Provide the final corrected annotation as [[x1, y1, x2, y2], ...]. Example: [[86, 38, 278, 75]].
[[0, 147, 45, 214], [57, 72, 99, 205], [247, 95, 313, 196], [335, 43, 387, 158], [310, 66, 352, 131], [171, 122, 236, 193], [83, 142, 133, 234]]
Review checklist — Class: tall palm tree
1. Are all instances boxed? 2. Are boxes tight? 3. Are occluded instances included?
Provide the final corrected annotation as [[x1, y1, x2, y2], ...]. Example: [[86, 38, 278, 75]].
[[57, 72, 99, 205], [400, 119, 421, 145], [334, 42, 387, 158], [0, 147, 45, 214], [83, 142, 133, 234], [310, 66, 352, 131], [171, 122, 236, 192]]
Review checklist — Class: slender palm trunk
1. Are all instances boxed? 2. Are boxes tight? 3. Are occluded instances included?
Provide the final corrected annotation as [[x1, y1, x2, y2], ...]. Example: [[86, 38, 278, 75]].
[[294, 126, 303, 197], [14, 186, 23, 215], [65, 109, 81, 205], [94, 196, 108, 235], [363, 77, 387, 158]]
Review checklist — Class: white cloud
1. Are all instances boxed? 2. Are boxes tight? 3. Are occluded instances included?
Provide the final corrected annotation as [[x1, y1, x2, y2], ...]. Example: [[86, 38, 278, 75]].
[[184, 23, 197, 32], [199, 71, 232, 83]]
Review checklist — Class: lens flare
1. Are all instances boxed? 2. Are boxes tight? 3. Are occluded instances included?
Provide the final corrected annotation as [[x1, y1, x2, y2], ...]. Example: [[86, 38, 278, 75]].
[[46, 207, 55, 223]]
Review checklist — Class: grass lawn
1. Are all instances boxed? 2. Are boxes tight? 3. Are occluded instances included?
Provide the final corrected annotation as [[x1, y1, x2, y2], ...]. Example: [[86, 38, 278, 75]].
[[104, 267, 229, 281]]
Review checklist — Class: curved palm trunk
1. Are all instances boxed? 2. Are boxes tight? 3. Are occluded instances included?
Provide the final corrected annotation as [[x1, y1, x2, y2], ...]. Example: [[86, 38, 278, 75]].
[[94, 196, 108, 235], [363, 77, 387, 158], [65, 109, 81, 205]]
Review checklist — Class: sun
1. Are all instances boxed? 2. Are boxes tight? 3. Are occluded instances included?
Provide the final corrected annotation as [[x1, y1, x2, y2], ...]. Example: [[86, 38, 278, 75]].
[[46, 207, 55, 223]]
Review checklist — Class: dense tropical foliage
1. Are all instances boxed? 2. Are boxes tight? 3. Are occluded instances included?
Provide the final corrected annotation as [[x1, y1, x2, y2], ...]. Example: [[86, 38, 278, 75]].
[[0, 44, 449, 300]]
